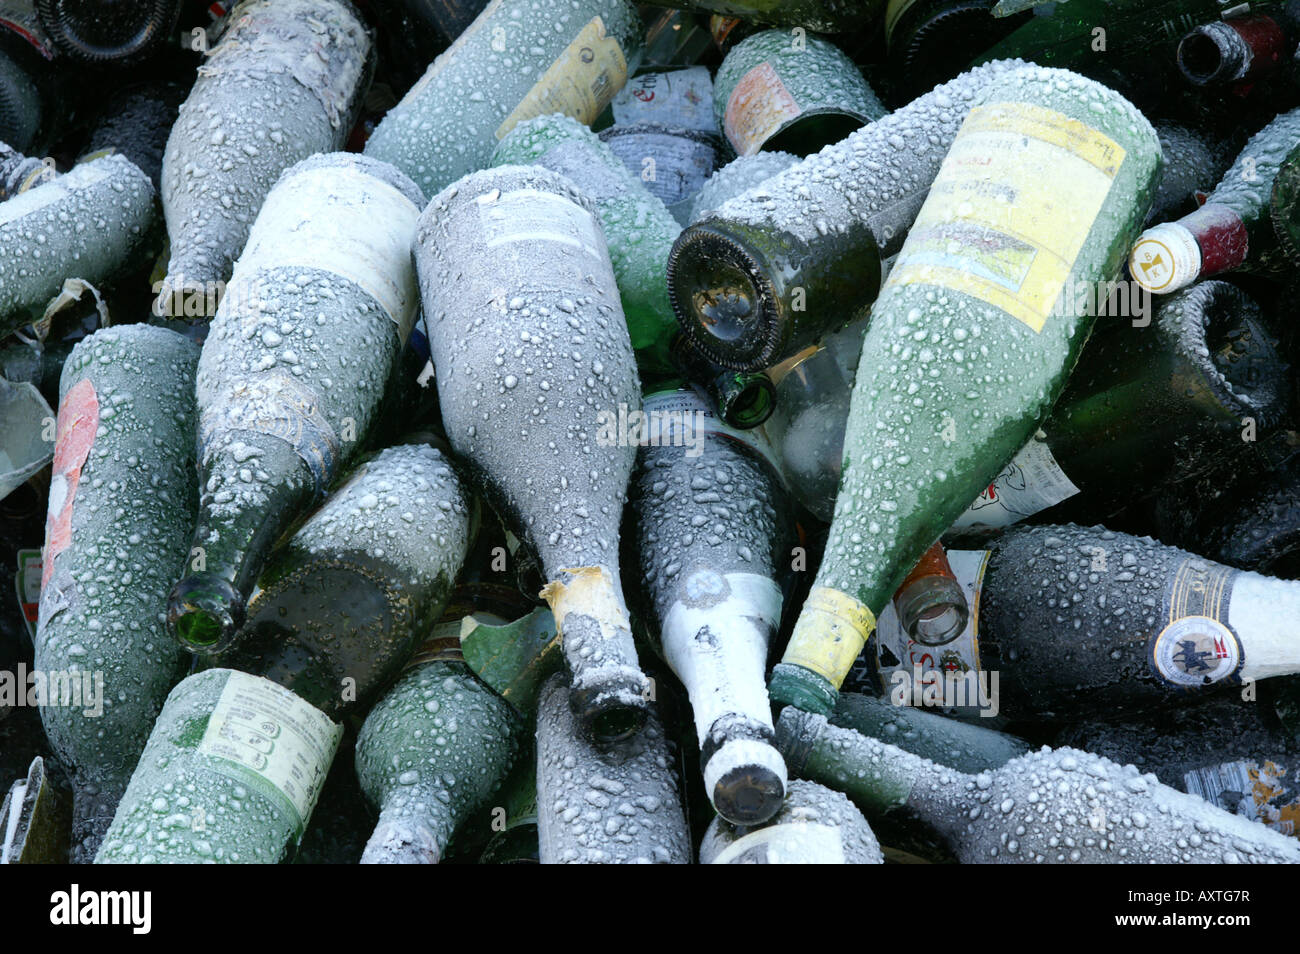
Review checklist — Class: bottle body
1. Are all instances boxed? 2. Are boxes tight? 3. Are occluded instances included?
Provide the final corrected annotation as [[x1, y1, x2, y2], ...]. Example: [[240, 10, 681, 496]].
[[700, 779, 883, 863]]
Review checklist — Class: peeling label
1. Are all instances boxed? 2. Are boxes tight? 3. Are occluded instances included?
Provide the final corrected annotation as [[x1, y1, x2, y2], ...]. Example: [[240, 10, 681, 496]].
[[41, 379, 99, 593], [723, 61, 801, 157]]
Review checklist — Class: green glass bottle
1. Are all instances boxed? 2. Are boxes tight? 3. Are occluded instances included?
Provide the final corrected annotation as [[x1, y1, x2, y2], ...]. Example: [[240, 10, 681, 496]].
[[699, 779, 883, 864], [491, 112, 682, 375], [685, 150, 798, 224], [884, 0, 1027, 100], [668, 334, 776, 428], [776, 707, 1300, 863], [36, 324, 198, 864], [637, 0, 885, 33], [157, 0, 373, 314], [363, 0, 644, 199], [712, 30, 885, 158], [478, 755, 541, 863], [217, 442, 474, 711], [167, 153, 425, 654], [1131, 107, 1300, 294], [769, 65, 1163, 715], [354, 634, 524, 864], [667, 59, 1026, 371]]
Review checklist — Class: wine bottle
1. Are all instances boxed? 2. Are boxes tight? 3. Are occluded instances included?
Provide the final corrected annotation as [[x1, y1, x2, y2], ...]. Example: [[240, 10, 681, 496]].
[[776, 707, 1300, 863], [0, 150, 156, 340], [685, 149, 798, 224], [217, 442, 474, 709], [1131, 107, 1300, 293], [354, 630, 524, 863], [415, 165, 652, 742], [478, 755, 540, 863], [699, 779, 883, 863], [668, 334, 776, 429], [167, 153, 425, 654], [0, 7, 58, 152], [890, 541, 968, 647], [156, 0, 373, 316], [535, 672, 692, 863], [1147, 123, 1233, 225], [1187, 445, 1300, 578], [36, 324, 199, 864], [626, 387, 792, 824], [36, 0, 182, 65], [712, 30, 885, 158], [667, 59, 1027, 370], [490, 112, 682, 375], [83, 82, 185, 189], [770, 65, 1162, 715], [883, 0, 1027, 100], [1177, 3, 1300, 87], [637, 0, 885, 33], [363, 0, 643, 199]]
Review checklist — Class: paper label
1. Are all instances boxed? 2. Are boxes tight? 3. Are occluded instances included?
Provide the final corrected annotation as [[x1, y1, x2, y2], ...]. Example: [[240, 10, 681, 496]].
[[1149, 557, 1244, 689], [495, 16, 627, 140], [781, 587, 876, 688], [875, 550, 989, 696], [197, 671, 342, 837], [950, 437, 1080, 531], [15, 549, 40, 642], [200, 374, 340, 496], [230, 164, 421, 339], [1184, 760, 1298, 839], [884, 101, 1125, 333], [475, 187, 609, 294], [711, 823, 845, 864], [612, 67, 716, 133], [41, 379, 99, 592], [641, 388, 781, 476], [723, 61, 801, 157]]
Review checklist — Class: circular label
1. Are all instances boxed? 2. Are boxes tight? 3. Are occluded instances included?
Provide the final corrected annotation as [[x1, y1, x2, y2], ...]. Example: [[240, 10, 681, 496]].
[[1129, 223, 1200, 293], [1148, 615, 1243, 689]]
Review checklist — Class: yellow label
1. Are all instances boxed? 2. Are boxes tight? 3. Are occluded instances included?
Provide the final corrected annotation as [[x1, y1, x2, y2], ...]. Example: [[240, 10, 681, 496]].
[[781, 587, 876, 687], [495, 16, 627, 140], [884, 101, 1125, 333]]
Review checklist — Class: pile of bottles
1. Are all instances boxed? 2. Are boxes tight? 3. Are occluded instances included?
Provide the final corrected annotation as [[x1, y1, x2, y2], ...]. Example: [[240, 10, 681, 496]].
[[1, 0, 1299, 866]]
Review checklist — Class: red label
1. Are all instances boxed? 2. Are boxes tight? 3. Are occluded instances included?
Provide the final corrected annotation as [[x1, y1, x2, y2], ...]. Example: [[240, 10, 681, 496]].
[[42, 379, 100, 591]]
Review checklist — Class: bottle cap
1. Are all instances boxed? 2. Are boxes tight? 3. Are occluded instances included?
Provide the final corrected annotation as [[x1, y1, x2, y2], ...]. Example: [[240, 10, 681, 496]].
[[1129, 222, 1202, 293]]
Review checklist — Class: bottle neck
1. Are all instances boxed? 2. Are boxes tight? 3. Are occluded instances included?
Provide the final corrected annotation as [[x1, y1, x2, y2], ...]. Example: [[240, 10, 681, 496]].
[[1177, 14, 1289, 86], [1230, 571, 1300, 683], [360, 790, 457, 865]]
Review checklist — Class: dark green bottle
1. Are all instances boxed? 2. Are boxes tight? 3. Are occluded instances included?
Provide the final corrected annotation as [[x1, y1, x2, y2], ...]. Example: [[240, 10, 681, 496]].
[[638, 0, 886, 33], [36, 324, 198, 864], [667, 59, 1026, 370], [478, 756, 540, 863], [668, 334, 776, 428], [770, 65, 1162, 715], [884, 0, 1027, 100], [167, 153, 425, 654]]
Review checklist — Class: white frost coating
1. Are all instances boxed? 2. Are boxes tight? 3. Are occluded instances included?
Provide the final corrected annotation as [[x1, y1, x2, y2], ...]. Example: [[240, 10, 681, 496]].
[[1230, 572, 1300, 682], [1, 780, 27, 865], [230, 164, 421, 340], [478, 188, 607, 261], [703, 741, 788, 810], [0, 159, 112, 229], [1130, 221, 1202, 294], [710, 821, 845, 864], [661, 571, 781, 746], [642, 389, 782, 477]]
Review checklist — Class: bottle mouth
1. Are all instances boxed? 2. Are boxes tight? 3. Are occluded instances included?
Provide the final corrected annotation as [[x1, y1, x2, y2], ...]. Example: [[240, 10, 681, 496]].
[[167, 574, 244, 654], [668, 225, 784, 372], [712, 764, 786, 826], [1177, 23, 1246, 86], [719, 374, 776, 429], [570, 677, 651, 745], [1190, 281, 1289, 428]]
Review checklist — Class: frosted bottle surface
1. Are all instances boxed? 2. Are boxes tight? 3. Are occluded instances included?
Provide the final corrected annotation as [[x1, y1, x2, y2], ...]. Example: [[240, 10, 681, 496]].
[[36, 325, 199, 864]]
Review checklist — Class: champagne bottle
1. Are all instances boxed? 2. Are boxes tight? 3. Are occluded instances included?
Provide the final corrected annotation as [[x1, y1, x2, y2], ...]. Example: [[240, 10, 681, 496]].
[[36, 324, 199, 863], [1177, 3, 1300, 86], [883, 0, 1026, 100], [156, 0, 373, 314], [167, 153, 425, 653], [0, 150, 156, 340], [685, 149, 798, 224], [777, 707, 1300, 863], [668, 334, 776, 429], [626, 387, 792, 824], [699, 778, 883, 863], [770, 65, 1162, 715], [1131, 107, 1300, 294], [36, 0, 182, 64], [712, 30, 885, 158], [871, 524, 1300, 721], [218, 442, 474, 710], [363, 0, 643, 199], [535, 672, 691, 863], [491, 112, 682, 375], [354, 632, 524, 863], [637, 0, 884, 33], [415, 165, 652, 742], [667, 59, 1027, 370]]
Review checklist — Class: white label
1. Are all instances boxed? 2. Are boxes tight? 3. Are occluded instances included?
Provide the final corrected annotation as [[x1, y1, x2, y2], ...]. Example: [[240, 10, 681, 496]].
[[230, 164, 421, 340], [642, 388, 782, 477], [1226, 572, 1300, 683], [0, 160, 112, 230], [612, 67, 717, 133], [950, 437, 1079, 531], [197, 671, 342, 834], [711, 823, 845, 864], [477, 187, 607, 264], [1150, 615, 1242, 688]]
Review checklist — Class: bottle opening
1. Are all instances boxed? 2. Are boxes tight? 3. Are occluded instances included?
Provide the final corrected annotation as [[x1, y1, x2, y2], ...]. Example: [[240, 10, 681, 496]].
[[176, 610, 222, 647], [589, 707, 645, 745], [1177, 27, 1241, 85], [724, 376, 776, 429], [912, 604, 965, 647]]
